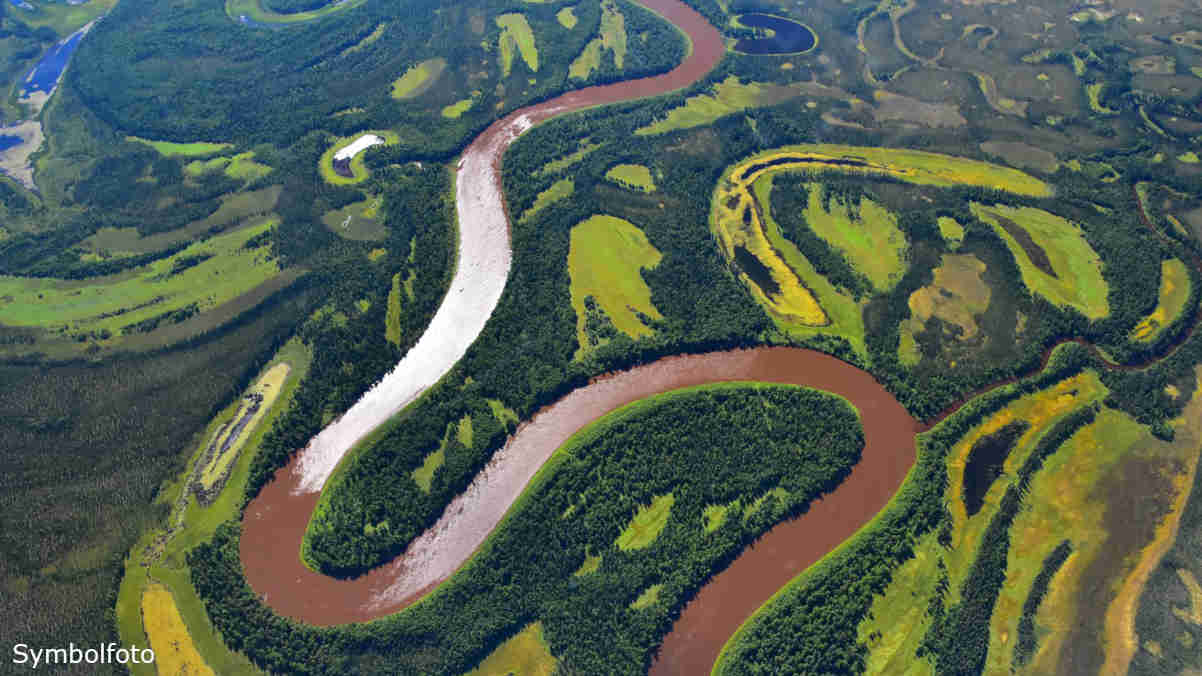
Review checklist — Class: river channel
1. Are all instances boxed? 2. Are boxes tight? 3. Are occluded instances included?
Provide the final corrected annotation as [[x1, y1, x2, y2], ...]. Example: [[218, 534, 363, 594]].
[[241, 2, 916, 673]]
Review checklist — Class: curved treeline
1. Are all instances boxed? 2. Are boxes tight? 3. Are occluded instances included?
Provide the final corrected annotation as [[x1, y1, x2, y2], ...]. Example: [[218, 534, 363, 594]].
[[192, 384, 863, 675], [1014, 540, 1072, 668]]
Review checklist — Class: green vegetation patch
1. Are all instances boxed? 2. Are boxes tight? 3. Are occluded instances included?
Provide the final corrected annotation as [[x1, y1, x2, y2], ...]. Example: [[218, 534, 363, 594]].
[[703, 501, 737, 532], [412, 415, 473, 493], [1086, 82, 1118, 115], [487, 398, 519, 426], [569, 0, 625, 79], [970, 203, 1109, 320], [557, 6, 578, 29], [322, 195, 388, 241], [539, 140, 600, 175], [794, 182, 907, 291], [442, 94, 481, 119], [196, 363, 290, 493], [574, 552, 601, 576], [568, 215, 663, 353], [496, 13, 539, 77], [0, 219, 281, 341], [128, 137, 231, 157], [185, 152, 271, 182], [224, 0, 367, 24], [1131, 258, 1191, 342], [520, 178, 574, 222], [391, 58, 446, 100], [899, 253, 992, 365], [461, 622, 557, 676], [630, 583, 663, 609], [938, 216, 966, 248], [605, 164, 656, 192], [616, 493, 675, 550], [636, 76, 799, 136], [318, 131, 399, 186]]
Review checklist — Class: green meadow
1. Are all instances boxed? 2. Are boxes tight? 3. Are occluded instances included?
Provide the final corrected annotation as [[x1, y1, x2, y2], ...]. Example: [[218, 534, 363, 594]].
[[567, 215, 663, 353], [605, 164, 656, 192], [496, 13, 539, 77]]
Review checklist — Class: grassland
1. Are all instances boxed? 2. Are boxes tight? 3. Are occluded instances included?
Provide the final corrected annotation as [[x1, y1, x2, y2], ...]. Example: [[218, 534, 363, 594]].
[[413, 415, 473, 493], [795, 181, 906, 291], [557, 6, 578, 29], [197, 363, 290, 491], [569, 0, 625, 79], [322, 195, 388, 240], [496, 13, 539, 77], [318, 130, 399, 185], [858, 372, 1108, 674], [127, 137, 231, 157], [567, 215, 663, 354], [1131, 259, 1191, 342], [520, 178, 573, 222], [184, 151, 272, 182], [442, 94, 480, 119], [141, 583, 215, 676], [460, 622, 557, 676], [538, 140, 599, 175], [635, 76, 799, 136], [970, 203, 1110, 320], [116, 339, 310, 676], [385, 269, 414, 346], [938, 216, 965, 248], [604, 164, 656, 192], [391, 58, 446, 100], [615, 493, 675, 550], [224, 0, 366, 24], [1086, 82, 1118, 115], [899, 253, 991, 365], [0, 219, 281, 342], [630, 584, 663, 609]]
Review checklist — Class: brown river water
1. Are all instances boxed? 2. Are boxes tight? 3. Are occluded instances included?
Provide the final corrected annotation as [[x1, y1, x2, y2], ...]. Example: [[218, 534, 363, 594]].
[[242, 2, 923, 672]]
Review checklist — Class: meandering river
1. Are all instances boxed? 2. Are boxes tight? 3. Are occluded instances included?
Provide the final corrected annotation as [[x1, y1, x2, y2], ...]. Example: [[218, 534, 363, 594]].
[[243, 2, 917, 673]]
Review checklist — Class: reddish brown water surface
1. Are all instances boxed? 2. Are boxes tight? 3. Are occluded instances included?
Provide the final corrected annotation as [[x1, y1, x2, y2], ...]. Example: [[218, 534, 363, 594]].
[[241, 348, 919, 630]]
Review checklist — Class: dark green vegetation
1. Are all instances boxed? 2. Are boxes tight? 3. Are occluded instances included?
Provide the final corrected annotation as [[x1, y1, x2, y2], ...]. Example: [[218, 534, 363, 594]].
[[192, 384, 863, 674], [962, 421, 1028, 517], [1014, 540, 1072, 668]]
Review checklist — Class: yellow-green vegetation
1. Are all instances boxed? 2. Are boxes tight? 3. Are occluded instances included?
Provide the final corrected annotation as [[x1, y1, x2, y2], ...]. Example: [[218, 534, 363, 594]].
[[391, 58, 446, 99], [197, 363, 290, 490], [340, 22, 387, 57], [630, 584, 663, 609], [1175, 569, 1202, 625], [116, 340, 308, 676], [970, 203, 1109, 320], [367, 248, 387, 263], [574, 551, 602, 576], [496, 13, 539, 77], [743, 486, 789, 522], [703, 502, 736, 532], [385, 270, 413, 346], [461, 622, 558, 676], [0, 219, 281, 340], [184, 151, 271, 182], [128, 137, 231, 157], [604, 163, 656, 192], [520, 178, 574, 221], [442, 94, 480, 119], [225, 0, 367, 24], [794, 181, 907, 291], [1087, 82, 1118, 115], [616, 493, 675, 550], [557, 6, 578, 28], [322, 195, 388, 241], [973, 72, 1028, 117], [995, 378, 1202, 675], [938, 216, 965, 248], [1180, 151, 1201, 164], [568, 215, 663, 354], [898, 254, 991, 365], [636, 76, 797, 136], [539, 140, 600, 175], [318, 130, 399, 185], [569, 0, 625, 79], [487, 398, 519, 426], [412, 416, 474, 493], [141, 583, 215, 676], [13, 0, 115, 35], [1131, 259, 1191, 342], [859, 372, 1108, 674]]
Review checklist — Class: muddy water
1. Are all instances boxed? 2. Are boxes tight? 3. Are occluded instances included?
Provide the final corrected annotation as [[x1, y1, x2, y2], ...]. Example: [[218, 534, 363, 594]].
[[290, 0, 723, 494], [241, 347, 918, 628]]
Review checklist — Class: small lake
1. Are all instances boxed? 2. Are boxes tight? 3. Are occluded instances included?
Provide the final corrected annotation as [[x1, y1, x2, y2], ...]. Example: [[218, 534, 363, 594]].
[[0, 135, 23, 152], [732, 13, 817, 55], [22, 26, 88, 97]]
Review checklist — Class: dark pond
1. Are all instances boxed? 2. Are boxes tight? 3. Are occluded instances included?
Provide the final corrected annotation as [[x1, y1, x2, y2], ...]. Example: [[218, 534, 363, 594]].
[[0, 135, 23, 152], [732, 13, 816, 55], [963, 420, 1029, 515], [733, 244, 781, 297], [22, 27, 87, 97]]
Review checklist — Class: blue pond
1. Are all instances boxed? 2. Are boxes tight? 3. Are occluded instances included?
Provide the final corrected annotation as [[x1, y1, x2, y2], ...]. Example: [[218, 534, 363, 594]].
[[732, 14, 817, 55], [0, 135, 23, 152], [8, 0, 34, 10], [21, 27, 87, 97]]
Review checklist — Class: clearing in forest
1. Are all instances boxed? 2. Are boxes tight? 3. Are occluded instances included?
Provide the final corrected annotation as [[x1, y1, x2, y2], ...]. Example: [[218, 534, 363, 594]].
[[898, 253, 991, 366], [605, 164, 656, 192], [496, 13, 539, 76], [197, 363, 291, 493], [794, 181, 906, 291], [557, 6, 578, 29], [635, 76, 800, 136], [413, 415, 473, 492], [184, 151, 271, 182], [392, 58, 446, 99], [569, 0, 625, 79], [127, 137, 231, 157], [970, 203, 1109, 320], [568, 214, 663, 353], [142, 583, 215, 676], [461, 622, 558, 676], [318, 131, 399, 185], [521, 178, 574, 221], [616, 493, 675, 550], [1130, 258, 1191, 342]]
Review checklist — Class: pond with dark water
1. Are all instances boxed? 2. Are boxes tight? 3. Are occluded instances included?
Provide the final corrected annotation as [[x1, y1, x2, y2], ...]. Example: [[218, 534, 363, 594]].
[[732, 13, 817, 55]]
